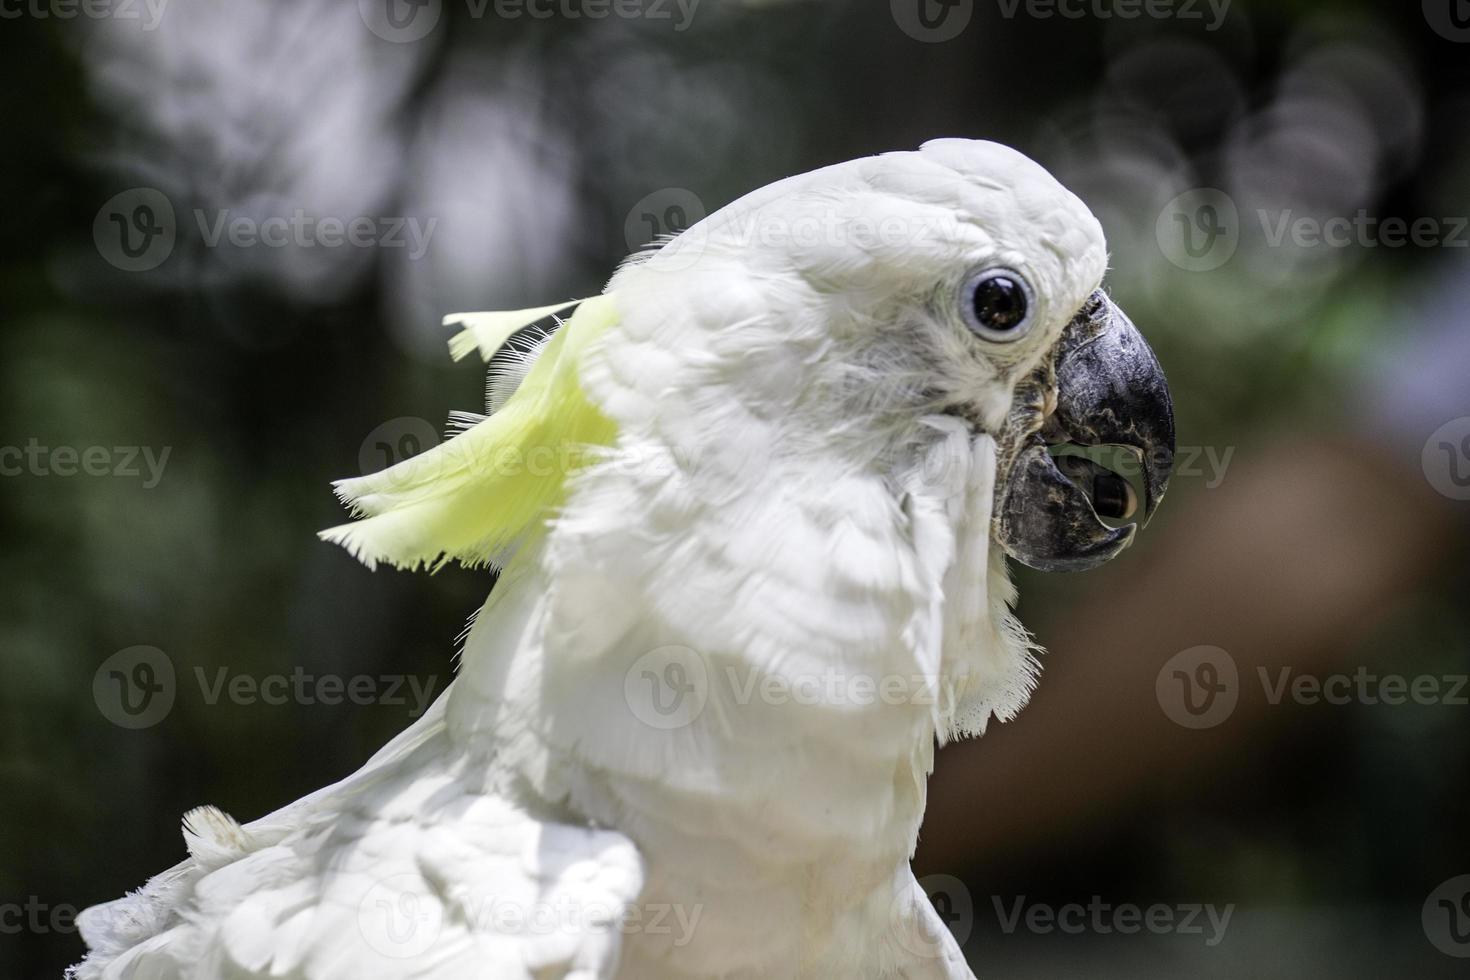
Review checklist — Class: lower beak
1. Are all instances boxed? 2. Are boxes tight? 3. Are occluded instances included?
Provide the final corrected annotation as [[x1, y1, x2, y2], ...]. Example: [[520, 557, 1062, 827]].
[[995, 291, 1175, 572]]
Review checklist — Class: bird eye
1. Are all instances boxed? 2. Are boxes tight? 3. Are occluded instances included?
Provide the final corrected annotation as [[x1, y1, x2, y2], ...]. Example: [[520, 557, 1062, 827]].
[[961, 269, 1034, 342]]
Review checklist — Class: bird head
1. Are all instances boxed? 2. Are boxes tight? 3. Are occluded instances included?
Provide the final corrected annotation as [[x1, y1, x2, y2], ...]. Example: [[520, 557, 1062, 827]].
[[614, 138, 1175, 573]]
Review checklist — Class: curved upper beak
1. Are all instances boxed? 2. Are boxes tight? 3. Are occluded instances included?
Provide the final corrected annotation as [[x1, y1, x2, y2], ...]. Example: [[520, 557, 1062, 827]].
[[996, 291, 1176, 572]]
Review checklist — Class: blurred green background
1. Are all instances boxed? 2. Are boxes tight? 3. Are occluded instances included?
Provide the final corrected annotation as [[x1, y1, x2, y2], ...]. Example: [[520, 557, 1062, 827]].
[[3, 0, 1469, 976]]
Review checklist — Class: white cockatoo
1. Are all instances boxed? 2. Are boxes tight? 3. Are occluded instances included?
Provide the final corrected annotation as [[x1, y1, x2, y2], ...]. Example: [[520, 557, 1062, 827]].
[[72, 139, 1174, 980]]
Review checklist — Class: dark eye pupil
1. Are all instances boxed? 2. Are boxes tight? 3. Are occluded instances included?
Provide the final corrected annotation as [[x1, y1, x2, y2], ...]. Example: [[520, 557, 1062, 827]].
[[973, 276, 1027, 331]]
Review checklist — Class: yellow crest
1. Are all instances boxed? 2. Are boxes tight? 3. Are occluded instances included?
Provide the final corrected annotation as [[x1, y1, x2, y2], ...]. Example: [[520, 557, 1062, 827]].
[[320, 296, 619, 571]]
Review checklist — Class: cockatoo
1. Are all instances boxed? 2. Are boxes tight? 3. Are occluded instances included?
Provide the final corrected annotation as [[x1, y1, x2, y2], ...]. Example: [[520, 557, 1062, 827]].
[[72, 139, 1174, 980]]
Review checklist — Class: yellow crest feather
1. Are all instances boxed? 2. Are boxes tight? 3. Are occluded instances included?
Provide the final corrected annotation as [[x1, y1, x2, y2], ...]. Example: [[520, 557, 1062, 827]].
[[320, 296, 619, 571], [445, 299, 588, 363]]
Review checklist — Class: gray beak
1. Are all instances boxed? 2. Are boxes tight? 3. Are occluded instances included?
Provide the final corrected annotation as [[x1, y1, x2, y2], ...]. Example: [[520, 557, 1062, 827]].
[[995, 291, 1175, 572]]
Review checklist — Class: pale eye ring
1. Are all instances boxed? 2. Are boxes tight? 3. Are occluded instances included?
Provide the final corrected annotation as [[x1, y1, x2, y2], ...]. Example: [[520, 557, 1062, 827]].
[[960, 268, 1035, 342]]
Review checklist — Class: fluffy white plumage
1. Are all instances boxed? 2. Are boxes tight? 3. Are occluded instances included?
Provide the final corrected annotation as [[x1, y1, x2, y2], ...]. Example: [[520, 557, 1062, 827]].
[[72, 139, 1109, 980]]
